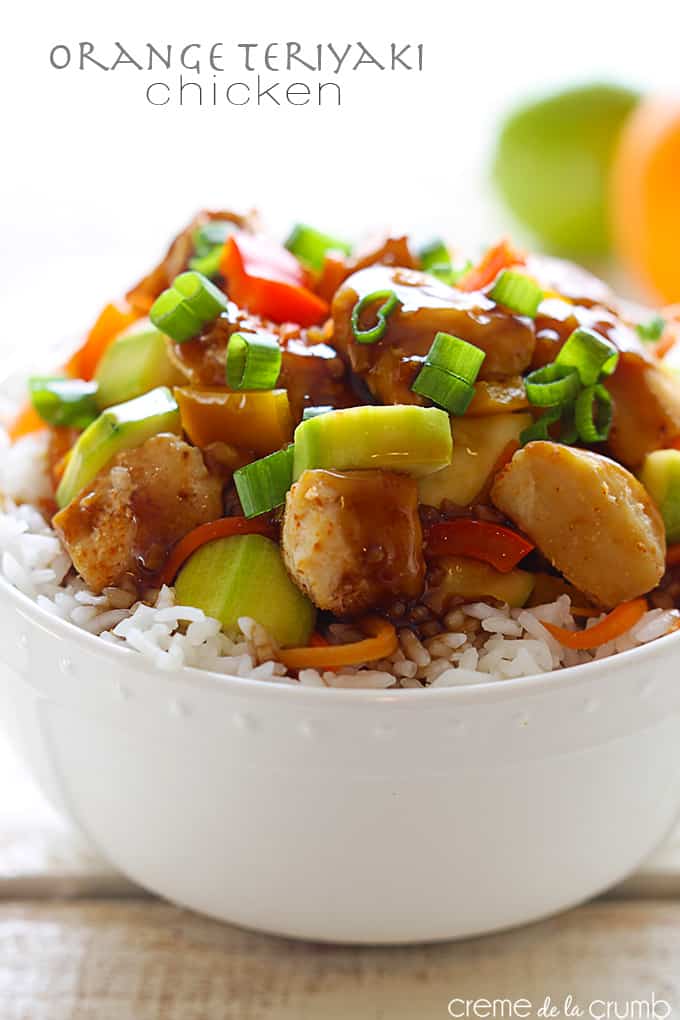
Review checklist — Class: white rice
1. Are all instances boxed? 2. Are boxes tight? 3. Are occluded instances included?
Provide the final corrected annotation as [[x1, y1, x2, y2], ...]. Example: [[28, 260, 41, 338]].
[[0, 435, 678, 689]]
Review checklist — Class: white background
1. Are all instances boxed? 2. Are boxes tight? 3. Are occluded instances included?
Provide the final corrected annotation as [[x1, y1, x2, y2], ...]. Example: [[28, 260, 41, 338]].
[[1, 0, 679, 358]]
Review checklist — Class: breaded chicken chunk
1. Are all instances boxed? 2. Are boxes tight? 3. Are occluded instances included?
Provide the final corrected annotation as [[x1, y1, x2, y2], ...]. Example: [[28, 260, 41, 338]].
[[282, 469, 425, 616], [53, 434, 222, 592], [491, 441, 666, 609]]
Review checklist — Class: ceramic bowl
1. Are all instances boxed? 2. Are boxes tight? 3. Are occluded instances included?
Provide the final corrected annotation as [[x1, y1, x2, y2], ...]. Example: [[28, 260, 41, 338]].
[[1, 573, 680, 943]]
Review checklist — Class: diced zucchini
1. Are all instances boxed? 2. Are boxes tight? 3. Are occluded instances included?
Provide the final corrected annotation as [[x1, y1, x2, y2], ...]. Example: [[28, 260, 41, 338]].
[[174, 534, 315, 648], [95, 325, 184, 408], [418, 413, 532, 508], [293, 405, 452, 480], [424, 555, 535, 613], [56, 387, 181, 508], [640, 449, 680, 543]]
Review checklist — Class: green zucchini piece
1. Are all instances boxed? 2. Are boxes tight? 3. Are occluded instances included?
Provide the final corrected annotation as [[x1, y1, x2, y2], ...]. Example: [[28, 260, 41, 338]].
[[94, 325, 184, 408], [293, 405, 452, 480], [56, 387, 181, 508], [174, 534, 315, 648], [640, 449, 680, 543]]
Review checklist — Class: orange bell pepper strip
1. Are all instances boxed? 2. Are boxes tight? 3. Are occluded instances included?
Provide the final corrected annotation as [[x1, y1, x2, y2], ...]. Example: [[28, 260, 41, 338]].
[[541, 599, 648, 650], [7, 403, 46, 442], [425, 519, 534, 573], [220, 233, 329, 327], [277, 616, 398, 672], [159, 516, 277, 587], [456, 239, 526, 293], [65, 302, 141, 380]]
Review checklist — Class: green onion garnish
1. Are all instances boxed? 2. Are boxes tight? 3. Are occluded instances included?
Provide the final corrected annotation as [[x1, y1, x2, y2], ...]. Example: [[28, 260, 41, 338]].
[[574, 384, 613, 443], [226, 332, 282, 391], [524, 363, 581, 408], [425, 332, 486, 383], [285, 224, 352, 271], [520, 407, 562, 446], [234, 446, 294, 518], [193, 221, 236, 257], [417, 240, 472, 286], [636, 316, 666, 342], [302, 405, 334, 421], [29, 377, 99, 429], [411, 363, 475, 415], [150, 271, 228, 344], [351, 290, 402, 345], [418, 238, 450, 272], [188, 245, 225, 279], [555, 327, 619, 386], [489, 270, 544, 318]]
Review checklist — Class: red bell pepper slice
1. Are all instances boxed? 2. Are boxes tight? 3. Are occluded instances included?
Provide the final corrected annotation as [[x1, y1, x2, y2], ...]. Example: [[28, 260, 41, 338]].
[[425, 519, 534, 573], [221, 233, 329, 327], [457, 240, 526, 293]]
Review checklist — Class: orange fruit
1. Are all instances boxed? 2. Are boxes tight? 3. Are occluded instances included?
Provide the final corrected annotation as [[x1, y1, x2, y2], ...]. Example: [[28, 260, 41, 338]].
[[611, 96, 680, 302]]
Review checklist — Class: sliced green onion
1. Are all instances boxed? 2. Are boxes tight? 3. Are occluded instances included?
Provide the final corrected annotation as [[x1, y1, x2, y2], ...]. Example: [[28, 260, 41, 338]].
[[29, 377, 99, 429], [574, 384, 613, 443], [524, 363, 581, 407], [285, 224, 352, 271], [188, 245, 225, 279], [350, 291, 403, 346], [193, 221, 236, 257], [636, 316, 666, 342], [418, 238, 450, 272], [226, 332, 282, 391], [234, 446, 294, 518], [150, 271, 228, 344], [489, 270, 544, 318], [425, 332, 486, 383], [302, 405, 334, 421], [555, 327, 619, 386], [351, 290, 402, 344], [417, 240, 472, 287], [411, 363, 475, 415], [520, 407, 562, 445]]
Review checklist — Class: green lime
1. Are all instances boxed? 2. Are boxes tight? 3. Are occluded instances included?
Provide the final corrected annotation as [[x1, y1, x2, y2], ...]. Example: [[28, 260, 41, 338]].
[[492, 83, 640, 257]]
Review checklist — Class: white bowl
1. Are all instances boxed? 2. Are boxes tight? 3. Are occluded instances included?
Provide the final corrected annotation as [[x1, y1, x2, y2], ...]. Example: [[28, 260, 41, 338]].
[[1, 574, 680, 943]]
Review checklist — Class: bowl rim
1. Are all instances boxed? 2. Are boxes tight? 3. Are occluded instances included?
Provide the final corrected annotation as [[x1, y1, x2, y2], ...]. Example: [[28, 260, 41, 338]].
[[2, 571, 679, 708]]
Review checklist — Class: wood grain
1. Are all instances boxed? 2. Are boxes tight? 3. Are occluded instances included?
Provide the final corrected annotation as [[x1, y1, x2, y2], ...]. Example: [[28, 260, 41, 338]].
[[0, 900, 679, 1019]]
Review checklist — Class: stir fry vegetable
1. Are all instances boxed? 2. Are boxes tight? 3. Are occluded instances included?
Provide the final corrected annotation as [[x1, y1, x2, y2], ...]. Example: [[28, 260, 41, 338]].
[[542, 599, 648, 649]]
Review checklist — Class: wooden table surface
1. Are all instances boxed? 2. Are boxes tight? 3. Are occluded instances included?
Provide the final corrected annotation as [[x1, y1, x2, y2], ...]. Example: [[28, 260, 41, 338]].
[[1, 734, 680, 1018]]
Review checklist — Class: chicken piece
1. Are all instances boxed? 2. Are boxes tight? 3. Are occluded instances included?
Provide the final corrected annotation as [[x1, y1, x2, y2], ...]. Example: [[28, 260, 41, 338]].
[[332, 265, 536, 404], [168, 311, 356, 422], [491, 441, 666, 609], [605, 353, 680, 466], [53, 434, 222, 592], [282, 469, 425, 616]]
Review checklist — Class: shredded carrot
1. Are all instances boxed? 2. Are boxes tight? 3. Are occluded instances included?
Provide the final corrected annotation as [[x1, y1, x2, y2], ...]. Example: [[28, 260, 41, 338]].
[[278, 616, 398, 672], [541, 599, 648, 650], [159, 516, 277, 587], [65, 302, 140, 380], [306, 632, 337, 673], [667, 544, 680, 567], [456, 239, 525, 293], [7, 403, 46, 442]]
